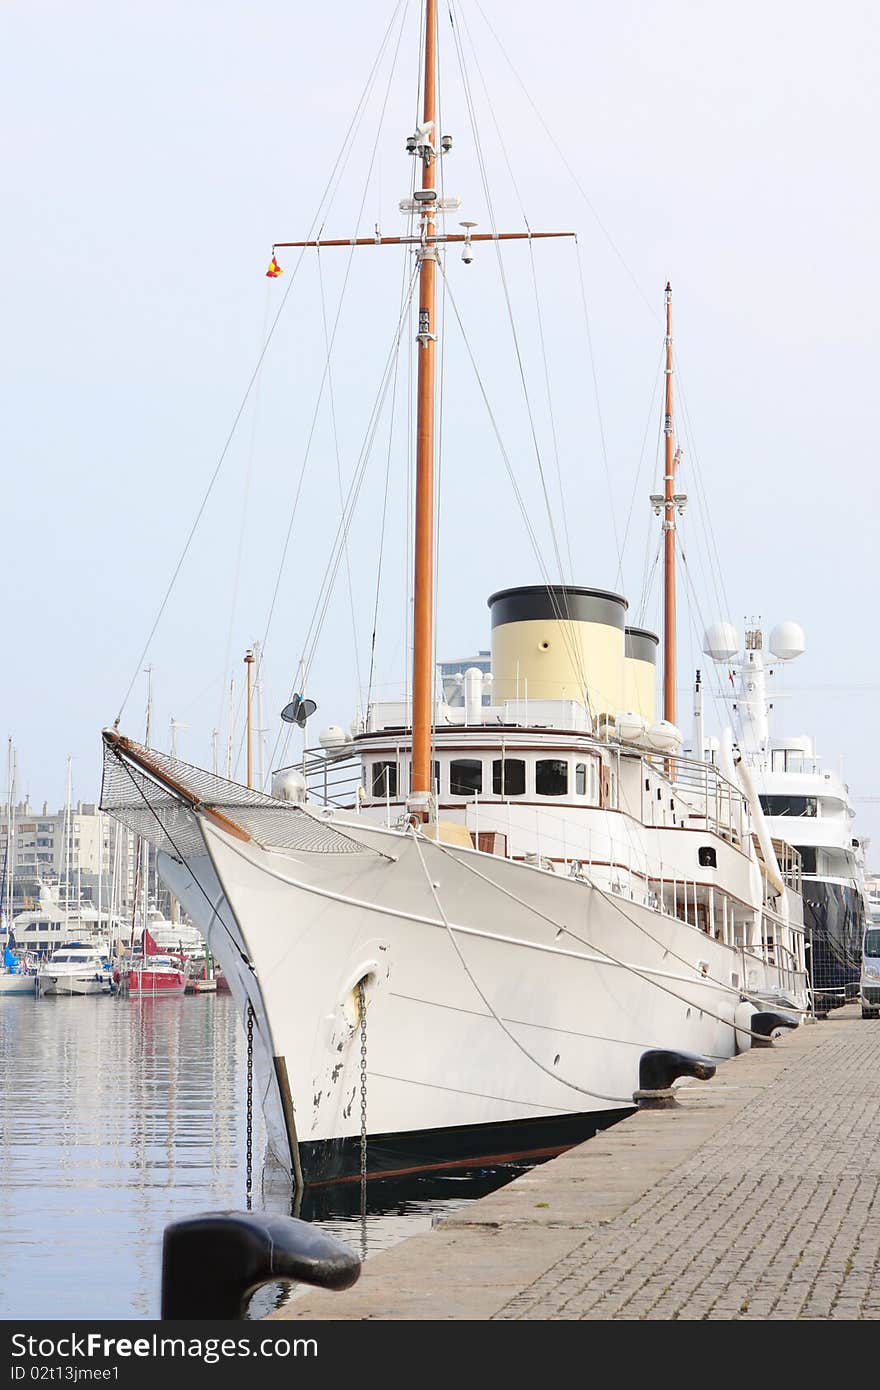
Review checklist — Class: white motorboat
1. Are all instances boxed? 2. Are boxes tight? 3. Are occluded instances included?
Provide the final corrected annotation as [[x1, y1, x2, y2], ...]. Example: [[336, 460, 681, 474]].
[[101, 1, 809, 1188], [38, 943, 113, 997]]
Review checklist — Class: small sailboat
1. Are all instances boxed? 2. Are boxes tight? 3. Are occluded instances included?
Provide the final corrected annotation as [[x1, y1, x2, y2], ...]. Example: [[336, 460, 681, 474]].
[[0, 934, 36, 997], [116, 927, 187, 997]]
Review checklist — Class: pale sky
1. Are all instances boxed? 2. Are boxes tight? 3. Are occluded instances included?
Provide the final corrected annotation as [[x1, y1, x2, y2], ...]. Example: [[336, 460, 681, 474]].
[[2, 2, 879, 848]]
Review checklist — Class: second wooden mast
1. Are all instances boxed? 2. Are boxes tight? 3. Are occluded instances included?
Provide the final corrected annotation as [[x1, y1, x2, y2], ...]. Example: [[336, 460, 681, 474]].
[[662, 281, 682, 727], [410, 0, 438, 818]]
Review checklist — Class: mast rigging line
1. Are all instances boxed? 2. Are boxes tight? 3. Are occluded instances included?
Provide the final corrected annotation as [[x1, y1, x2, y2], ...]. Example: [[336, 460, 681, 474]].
[[317, 249, 364, 713], [616, 343, 666, 596], [469, 0, 661, 327], [445, 0, 604, 716], [217, 286, 271, 745], [266, 263, 423, 777], [435, 259, 596, 718], [573, 239, 624, 589], [412, 831, 633, 1104], [446, 0, 568, 593], [365, 251, 414, 720], [428, 836, 788, 1043], [113, 0, 410, 728], [673, 353, 735, 650], [448, 0, 574, 586], [227, 0, 413, 782]]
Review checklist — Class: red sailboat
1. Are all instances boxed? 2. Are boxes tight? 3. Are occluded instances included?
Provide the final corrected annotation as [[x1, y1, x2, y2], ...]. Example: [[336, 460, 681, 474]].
[[118, 927, 187, 997]]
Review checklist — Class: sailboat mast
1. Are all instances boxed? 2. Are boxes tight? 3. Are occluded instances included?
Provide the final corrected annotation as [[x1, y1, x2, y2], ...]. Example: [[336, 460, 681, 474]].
[[410, 0, 438, 816], [662, 282, 678, 726], [245, 648, 255, 790]]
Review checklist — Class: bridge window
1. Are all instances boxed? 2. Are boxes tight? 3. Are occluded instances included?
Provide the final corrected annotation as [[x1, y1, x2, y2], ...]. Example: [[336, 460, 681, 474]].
[[450, 759, 483, 796], [758, 795, 817, 817], [371, 761, 398, 798], [493, 758, 526, 796], [536, 759, 568, 796]]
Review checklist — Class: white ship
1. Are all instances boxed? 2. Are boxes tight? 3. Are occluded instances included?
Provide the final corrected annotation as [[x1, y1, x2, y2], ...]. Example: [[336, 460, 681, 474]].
[[699, 620, 866, 1015], [101, 0, 808, 1187]]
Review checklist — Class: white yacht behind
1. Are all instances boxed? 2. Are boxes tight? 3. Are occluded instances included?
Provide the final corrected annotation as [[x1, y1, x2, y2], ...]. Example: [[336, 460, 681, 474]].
[[11, 885, 125, 958], [701, 620, 866, 1014]]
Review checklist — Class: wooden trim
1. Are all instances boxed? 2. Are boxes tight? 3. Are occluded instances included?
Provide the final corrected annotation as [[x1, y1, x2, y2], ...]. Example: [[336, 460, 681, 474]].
[[273, 1053, 304, 1193], [103, 730, 251, 844]]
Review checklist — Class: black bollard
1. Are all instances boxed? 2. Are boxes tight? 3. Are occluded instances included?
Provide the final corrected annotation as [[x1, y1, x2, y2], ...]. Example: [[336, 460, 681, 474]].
[[634, 1048, 716, 1108], [161, 1210, 361, 1319], [749, 1011, 799, 1047]]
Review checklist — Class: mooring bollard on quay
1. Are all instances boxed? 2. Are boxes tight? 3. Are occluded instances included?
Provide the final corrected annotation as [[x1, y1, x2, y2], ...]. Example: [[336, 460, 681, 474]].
[[748, 1010, 800, 1047], [633, 1047, 717, 1109], [161, 1211, 361, 1319]]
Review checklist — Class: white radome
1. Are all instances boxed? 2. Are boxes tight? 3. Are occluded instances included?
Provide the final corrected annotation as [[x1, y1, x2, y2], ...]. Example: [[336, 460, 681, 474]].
[[318, 725, 349, 750], [703, 622, 740, 663], [768, 620, 806, 662], [271, 769, 307, 803]]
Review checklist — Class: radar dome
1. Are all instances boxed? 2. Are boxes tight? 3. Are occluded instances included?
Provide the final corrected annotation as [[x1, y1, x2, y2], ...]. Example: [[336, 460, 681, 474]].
[[318, 725, 350, 751], [703, 622, 740, 662], [769, 621, 805, 662], [271, 769, 307, 803]]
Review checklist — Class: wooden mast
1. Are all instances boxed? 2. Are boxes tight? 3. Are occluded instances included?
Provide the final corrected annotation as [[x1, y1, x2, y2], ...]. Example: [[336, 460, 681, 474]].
[[410, 0, 438, 817], [662, 282, 678, 726], [269, 0, 572, 816]]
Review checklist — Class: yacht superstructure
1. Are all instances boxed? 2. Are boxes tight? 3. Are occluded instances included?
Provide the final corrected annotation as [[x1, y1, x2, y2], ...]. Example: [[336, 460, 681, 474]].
[[702, 620, 865, 1013]]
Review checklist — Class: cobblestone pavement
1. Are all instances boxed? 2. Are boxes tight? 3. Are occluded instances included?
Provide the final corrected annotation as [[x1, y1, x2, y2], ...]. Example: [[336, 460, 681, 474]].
[[495, 1017, 880, 1320], [278, 1012, 880, 1321]]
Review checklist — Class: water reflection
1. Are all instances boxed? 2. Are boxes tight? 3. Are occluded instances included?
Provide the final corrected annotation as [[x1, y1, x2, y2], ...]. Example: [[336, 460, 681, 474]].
[[0, 995, 530, 1319]]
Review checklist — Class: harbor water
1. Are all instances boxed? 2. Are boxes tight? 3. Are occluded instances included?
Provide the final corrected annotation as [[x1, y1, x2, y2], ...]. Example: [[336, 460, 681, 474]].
[[0, 993, 524, 1319]]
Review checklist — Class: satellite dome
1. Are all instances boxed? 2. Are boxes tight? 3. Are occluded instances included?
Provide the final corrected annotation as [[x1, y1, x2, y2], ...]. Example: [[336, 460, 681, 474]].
[[318, 725, 349, 750], [769, 620, 805, 662], [702, 622, 740, 662], [271, 769, 307, 803]]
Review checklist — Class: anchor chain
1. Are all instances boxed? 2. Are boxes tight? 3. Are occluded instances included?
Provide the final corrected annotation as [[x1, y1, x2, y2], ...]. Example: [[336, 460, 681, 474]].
[[357, 980, 368, 1219], [246, 1001, 254, 1210]]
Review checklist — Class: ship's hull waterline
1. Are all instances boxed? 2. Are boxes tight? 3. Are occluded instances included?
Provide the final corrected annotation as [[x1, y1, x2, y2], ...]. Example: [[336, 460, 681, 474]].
[[38, 974, 110, 997], [157, 813, 804, 1188]]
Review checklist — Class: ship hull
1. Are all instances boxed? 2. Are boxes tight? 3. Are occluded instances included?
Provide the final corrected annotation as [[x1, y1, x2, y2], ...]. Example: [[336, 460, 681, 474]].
[[158, 814, 805, 1188]]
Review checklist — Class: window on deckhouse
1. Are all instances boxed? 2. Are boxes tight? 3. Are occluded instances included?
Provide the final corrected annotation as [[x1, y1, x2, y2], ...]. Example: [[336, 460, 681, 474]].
[[536, 759, 568, 796], [371, 761, 398, 798], [492, 758, 526, 796], [450, 760, 483, 796]]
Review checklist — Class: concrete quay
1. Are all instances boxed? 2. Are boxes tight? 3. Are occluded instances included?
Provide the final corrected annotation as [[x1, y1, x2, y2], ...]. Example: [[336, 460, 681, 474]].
[[273, 1009, 880, 1321]]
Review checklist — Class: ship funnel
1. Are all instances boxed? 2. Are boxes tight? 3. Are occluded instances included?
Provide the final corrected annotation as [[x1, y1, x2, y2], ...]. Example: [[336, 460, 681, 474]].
[[488, 585, 626, 723], [624, 627, 659, 725]]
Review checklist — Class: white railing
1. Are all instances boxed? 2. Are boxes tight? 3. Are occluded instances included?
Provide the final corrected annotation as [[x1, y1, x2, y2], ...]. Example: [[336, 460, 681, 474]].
[[661, 753, 747, 844]]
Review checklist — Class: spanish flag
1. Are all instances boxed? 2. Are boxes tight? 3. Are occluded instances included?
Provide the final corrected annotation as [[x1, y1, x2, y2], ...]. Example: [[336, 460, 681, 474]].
[[265, 253, 283, 279]]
